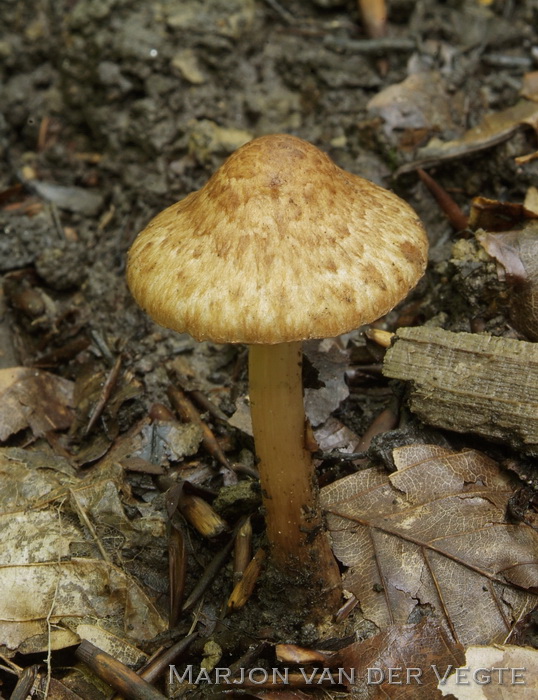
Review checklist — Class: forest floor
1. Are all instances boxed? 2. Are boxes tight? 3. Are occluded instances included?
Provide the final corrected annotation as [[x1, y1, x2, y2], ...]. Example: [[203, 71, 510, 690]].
[[1, 1, 537, 698]]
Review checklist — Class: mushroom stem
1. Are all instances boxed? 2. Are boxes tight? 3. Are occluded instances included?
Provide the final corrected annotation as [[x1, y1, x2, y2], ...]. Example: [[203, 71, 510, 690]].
[[249, 342, 341, 594]]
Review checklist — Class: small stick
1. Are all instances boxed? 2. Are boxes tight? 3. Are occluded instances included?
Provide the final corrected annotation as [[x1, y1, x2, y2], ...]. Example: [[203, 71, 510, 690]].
[[482, 54, 532, 69], [167, 384, 232, 472], [358, 0, 387, 39], [357, 0, 388, 74], [169, 526, 187, 628], [335, 593, 359, 623], [365, 328, 394, 348], [188, 389, 230, 423], [417, 168, 469, 231], [10, 666, 38, 700], [138, 633, 198, 684], [182, 518, 246, 612], [48, 202, 65, 240], [85, 355, 123, 436], [228, 641, 270, 675], [90, 329, 116, 363], [226, 548, 266, 613], [76, 640, 167, 700], [233, 516, 252, 582]]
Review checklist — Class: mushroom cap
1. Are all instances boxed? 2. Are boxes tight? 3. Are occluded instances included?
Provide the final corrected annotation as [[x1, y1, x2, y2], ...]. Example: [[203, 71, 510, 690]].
[[127, 134, 428, 344]]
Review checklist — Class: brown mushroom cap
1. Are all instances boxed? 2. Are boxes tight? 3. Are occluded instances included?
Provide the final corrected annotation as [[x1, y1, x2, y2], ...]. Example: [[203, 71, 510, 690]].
[[127, 134, 428, 344]]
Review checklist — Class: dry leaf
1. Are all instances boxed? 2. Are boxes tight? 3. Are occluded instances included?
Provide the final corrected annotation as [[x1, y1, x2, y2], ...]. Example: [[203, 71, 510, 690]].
[[314, 416, 362, 454], [474, 215, 538, 341], [321, 444, 538, 646], [338, 617, 465, 699], [304, 341, 350, 427], [397, 99, 538, 174], [76, 624, 149, 666], [469, 196, 538, 233], [438, 644, 538, 699], [0, 367, 74, 440], [0, 448, 167, 655], [367, 71, 462, 144], [0, 559, 166, 654]]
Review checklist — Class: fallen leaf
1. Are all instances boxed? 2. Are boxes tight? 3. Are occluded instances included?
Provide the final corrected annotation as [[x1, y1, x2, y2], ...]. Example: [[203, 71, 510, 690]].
[[33, 676, 85, 700], [321, 444, 538, 646], [469, 196, 538, 234], [438, 644, 538, 698], [0, 448, 167, 655], [338, 617, 465, 699], [367, 71, 463, 145], [0, 559, 166, 654], [0, 367, 74, 441], [30, 181, 104, 216], [397, 99, 538, 175], [473, 208, 538, 341], [304, 341, 350, 427], [314, 415, 362, 454]]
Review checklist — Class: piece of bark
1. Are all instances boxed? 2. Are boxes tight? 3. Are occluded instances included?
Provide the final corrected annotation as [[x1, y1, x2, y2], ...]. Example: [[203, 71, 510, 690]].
[[383, 326, 538, 455]]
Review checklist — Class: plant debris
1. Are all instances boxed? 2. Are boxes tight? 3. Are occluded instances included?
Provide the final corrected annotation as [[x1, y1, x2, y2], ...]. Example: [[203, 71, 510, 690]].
[[2, 0, 538, 697], [321, 444, 538, 646]]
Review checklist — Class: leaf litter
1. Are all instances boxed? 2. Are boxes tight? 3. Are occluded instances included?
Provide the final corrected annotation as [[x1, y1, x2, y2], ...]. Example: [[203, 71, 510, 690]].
[[2, 0, 538, 696], [321, 444, 538, 647], [0, 447, 167, 657]]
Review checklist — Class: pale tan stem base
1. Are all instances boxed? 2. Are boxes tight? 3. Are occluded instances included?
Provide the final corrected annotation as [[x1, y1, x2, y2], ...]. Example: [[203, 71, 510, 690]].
[[249, 342, 341, 599]]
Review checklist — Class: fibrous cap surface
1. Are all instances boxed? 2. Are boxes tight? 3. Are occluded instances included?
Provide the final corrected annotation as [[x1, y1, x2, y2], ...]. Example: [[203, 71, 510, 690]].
[[127, 134, 428, 344]]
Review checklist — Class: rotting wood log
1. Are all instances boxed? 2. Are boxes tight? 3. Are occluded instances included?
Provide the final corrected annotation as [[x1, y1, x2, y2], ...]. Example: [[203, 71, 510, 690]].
[[383, 326, 538, 455]]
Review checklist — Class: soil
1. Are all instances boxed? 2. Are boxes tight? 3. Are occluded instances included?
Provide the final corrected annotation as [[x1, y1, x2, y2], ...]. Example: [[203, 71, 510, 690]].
[[1, 0, 538, 697]]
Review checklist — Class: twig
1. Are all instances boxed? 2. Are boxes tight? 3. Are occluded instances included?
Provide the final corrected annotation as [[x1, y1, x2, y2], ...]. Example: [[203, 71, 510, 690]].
[[85, 354, 123, 436], [188, 388, 230, 423], [76, 640, 167, 700], [182, 518, 248, 612], [167, 383, 233, 473], [335, 593, 359, 623], [482, 54, 532, 69], [90, 328, 116, 363], [417, 168, 469, 230], [182, 537, 235, 612], [48, 202, 65, 240], [169, 525, 187, 628], [139, 633, 198, 684], [10, 666, 38, 700]]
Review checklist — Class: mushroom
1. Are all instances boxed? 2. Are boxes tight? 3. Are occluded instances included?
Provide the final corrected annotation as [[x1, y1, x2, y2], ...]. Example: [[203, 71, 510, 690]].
[[127, 134, 428, 604]]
